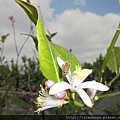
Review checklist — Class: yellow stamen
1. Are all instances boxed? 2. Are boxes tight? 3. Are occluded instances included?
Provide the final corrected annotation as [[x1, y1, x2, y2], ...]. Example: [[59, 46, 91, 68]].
[[73, 65, 89, 80], [34, 108, 42, 113], [34, 85, 47, 113], [36, 97, 43, 103]]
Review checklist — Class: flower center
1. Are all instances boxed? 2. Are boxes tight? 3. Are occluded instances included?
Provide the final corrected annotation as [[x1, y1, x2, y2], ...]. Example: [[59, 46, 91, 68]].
[[34, 85, 47, 113], [73, 65, 89, 80], [36, 97, 46, 106]]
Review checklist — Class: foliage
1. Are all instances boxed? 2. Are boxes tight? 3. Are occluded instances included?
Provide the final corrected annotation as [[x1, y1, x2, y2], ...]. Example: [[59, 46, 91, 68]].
[[0, 0, 120, 116], [107, 46, 120, 75], [0, 33, 9, 64], [0, 55, 45, 115], [103, 98, 120, 115], [15, 0, 80, 83]]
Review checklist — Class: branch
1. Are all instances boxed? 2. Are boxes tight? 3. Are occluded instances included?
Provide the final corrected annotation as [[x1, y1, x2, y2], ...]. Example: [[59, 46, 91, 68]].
[[0, 90, 38, 95]]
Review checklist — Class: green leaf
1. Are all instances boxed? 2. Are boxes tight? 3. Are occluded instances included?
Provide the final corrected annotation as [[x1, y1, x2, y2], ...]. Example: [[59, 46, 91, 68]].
[[37, 14, 61, 82], [5, 77, 14, 86], [23, 34, 80, 81], [107, 46, 120, 74], [0, 33, 9, 43], [51, 42, 80, 72], [14, 0, 38, 25], [14, 0, 80, 82], [46, 31, 57, 42], [118, 0, 120, 4], [21, 33, 38, 50]]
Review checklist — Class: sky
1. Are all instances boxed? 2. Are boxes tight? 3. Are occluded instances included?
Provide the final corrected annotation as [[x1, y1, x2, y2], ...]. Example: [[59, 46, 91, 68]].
[[0, 0, 120, 65]]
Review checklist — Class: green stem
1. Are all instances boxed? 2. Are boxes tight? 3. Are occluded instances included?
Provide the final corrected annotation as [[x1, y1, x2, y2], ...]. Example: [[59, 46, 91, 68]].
[[107, 74, 120, 86], [99, 91, 120, 99], [97, 74, 120, 96], [97, 24, 120, 82], [65, 95, 71, 101], [73, 100, 84, 107]]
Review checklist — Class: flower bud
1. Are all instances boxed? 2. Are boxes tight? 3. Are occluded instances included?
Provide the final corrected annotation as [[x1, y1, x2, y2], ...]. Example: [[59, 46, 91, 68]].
[[87, 88, 97, 100], [45, 80, 55, 89], [54, 91, 67, 99]]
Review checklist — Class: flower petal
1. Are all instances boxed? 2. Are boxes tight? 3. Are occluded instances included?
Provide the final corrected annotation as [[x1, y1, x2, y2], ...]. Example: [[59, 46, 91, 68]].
[[49, 82, 72, 95], [76, 88, 93, 108], [81, 80, 109, 91], [80, 69, 92, 82], [42, 105, 58, 111], [45, 80, 55, 88], [66, 74, 71, 84], [56, 57, 65, 69], [54, 90, 67, 99]]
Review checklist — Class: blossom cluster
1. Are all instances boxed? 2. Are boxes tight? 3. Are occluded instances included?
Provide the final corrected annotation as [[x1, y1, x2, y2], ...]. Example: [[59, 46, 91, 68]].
[[35, 57, 109, 113]]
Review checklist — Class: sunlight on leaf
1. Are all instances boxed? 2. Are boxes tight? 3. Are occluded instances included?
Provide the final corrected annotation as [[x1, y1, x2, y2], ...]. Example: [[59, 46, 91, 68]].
[[37, 14, 60, 82]]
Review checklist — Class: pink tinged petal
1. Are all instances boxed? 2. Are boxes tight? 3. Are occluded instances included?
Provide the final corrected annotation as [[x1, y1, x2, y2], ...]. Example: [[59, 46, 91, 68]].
[[45, 80, 56, 89], [49, 82, 72, 95], [56, 57, 65, 69], [54, 90, 67, 99], [80, 80, 109, 91], [87, 88, 97, 100], [76, 88, 93, 108]]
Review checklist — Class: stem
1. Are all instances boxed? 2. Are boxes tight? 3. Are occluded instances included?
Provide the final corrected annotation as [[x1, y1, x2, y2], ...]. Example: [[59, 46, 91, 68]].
[[16, 22, 34, 65], [97, 73, 120, 97], [73, 100, 84, 107], [0, 90, 37, 95], [107, 74, 120, 86], [99, 91, 120, 99], [11, 18, 34, 65], [16, 35, 29, 64], [11, 20, 19, 62], [97, 24, 120, 82], [0, 42, 4, 64], [65, 95, 71, 101]]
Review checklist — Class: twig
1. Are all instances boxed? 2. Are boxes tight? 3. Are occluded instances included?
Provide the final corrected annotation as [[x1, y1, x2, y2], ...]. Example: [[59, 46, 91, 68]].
[[0, 90, 38, 95]]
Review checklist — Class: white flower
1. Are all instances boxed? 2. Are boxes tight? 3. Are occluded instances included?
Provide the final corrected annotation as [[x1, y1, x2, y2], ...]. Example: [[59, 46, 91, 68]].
[[35, 84, 69, 113], [49, 57, 109, 108]]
